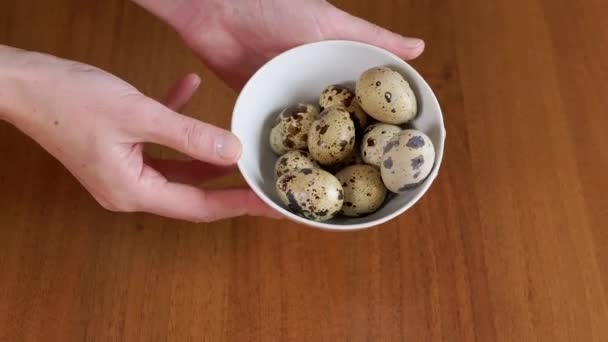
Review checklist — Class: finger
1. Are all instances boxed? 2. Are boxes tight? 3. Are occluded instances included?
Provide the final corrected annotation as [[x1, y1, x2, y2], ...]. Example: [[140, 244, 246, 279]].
[[325, 6, 425, 60], [146, 158, 236, 184], [138, 183, 282, 222], [137, 100, 242, 165], [164, 73, 201, 111]]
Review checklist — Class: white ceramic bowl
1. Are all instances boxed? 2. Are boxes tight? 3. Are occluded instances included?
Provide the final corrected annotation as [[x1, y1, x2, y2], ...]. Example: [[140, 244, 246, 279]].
[[232, 40, 446, 231]]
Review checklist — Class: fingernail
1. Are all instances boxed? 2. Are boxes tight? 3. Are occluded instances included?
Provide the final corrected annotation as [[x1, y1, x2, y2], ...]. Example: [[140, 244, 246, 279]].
[[216, 134, 242, 161], [405, 38, 425, 48]]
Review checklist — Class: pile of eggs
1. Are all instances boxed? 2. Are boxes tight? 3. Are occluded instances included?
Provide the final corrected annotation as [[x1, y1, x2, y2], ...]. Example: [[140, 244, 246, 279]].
[[269, 67, 436, 222]]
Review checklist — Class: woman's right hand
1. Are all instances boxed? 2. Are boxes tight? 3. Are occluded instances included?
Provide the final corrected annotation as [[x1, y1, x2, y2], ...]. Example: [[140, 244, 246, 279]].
[[0, 45, 279, 222], [133, 0, 425, 89]]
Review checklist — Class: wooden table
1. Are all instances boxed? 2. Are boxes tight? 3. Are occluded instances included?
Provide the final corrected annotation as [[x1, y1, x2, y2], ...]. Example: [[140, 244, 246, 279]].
[[1, 0, 607, 340]]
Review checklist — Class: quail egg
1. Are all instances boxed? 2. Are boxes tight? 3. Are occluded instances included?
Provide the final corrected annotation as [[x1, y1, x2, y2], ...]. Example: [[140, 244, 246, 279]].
[[324, 145, 364, 174], [380, 129, 435, 193], [274, 150, 318, 178], [319, 85, 369, 132], [356, 67, 417, 124], [308, 106, 356, 166], [269, 103, 319, 155], [361, 123, 402, 168], [336, 165, 387, 217], [276, 168, 344, 221]]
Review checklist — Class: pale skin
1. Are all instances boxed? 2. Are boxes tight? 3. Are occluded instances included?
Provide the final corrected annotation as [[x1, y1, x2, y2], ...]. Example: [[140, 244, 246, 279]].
[[0, 0, 424, 223]]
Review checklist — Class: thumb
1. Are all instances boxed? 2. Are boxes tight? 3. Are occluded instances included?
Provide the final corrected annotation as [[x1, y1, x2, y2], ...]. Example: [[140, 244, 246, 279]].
[[136, 99, 242, 166], [323, 5, 425, 60]]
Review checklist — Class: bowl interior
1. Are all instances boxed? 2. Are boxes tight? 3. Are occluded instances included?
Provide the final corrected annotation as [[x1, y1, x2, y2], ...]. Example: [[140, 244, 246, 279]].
[[232, 41, 445, 230]]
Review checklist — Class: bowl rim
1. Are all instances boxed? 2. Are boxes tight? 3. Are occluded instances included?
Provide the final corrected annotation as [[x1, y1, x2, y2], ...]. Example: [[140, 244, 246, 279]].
[[231, 39, 446, 231]]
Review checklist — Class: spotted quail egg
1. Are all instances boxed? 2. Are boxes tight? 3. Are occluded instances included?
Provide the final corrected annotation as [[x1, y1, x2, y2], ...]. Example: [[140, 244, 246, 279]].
[[274, 150, 318, 178], [356, 67, 417, 124], [361, 123, 402, 168], [335, 165, 387, 217], [319, 85, 369, 132], [269, 103, 319, 155], [324, 145, 364, 174], [308, 106, 356, 166], [276, 168, 344, 221], [380, 129, 435, 193]]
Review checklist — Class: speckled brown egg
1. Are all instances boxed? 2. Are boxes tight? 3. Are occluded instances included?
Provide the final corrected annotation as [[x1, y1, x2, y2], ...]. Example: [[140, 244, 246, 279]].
[[380, 129, 435, 193], [307, 106, 356, 166], [361, 123, 402, 168], [356, 67, 417, 124], [269, 103, 319, 155], [276, 168, 344, 221], [319, 85, 369, 132], [336, 165, 387, 217], [274, 150, 318, 178]]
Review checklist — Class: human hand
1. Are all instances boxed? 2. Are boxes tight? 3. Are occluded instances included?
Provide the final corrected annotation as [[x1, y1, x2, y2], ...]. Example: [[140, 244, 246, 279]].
[[134, 0, 425, 89], [0, 46, 279, 222]]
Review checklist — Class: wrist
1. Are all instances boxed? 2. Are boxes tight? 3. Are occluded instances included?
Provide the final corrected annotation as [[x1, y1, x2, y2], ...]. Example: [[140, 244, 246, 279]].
[[0, 46, 23, 123], [132, 0, 191, 31], [0, 45, 57, 130], [132, 0, 217, 41]]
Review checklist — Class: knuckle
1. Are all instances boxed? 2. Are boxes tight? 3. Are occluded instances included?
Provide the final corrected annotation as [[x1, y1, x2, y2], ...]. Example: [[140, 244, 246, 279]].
[[369, 24, 383, 42], [181, 121, 213, 153], [112, 96, 153, 135], [98, 200, 119, 213], [66, 61, 101, 74], [193, 214, 215, 224], [116, 94, 148, 119], [116, 201, 137, 213], [99, 194, 138, 214], [191, 217, 207, 224], [190, 193, 220, 223]]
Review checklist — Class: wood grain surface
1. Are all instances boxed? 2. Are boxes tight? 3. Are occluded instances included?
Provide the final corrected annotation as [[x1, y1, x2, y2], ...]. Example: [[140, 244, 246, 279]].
[[1, 0, 607, 341]]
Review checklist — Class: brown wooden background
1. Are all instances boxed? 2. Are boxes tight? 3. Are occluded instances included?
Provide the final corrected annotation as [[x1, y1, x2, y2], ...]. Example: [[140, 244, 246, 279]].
[[1, 0, 607, 341]]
